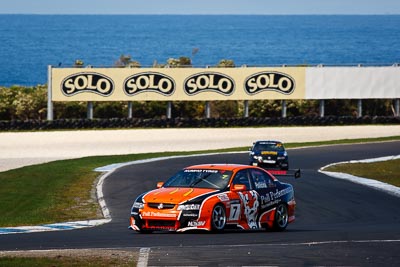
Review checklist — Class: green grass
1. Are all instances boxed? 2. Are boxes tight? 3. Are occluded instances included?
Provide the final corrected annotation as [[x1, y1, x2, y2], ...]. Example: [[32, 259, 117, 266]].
[[0, 256, 136, 267], [0, 136, 399, 227], [325, 159, 400, 187]]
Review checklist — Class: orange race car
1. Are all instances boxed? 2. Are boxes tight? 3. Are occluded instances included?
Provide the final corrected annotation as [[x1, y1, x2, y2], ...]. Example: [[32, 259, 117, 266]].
[[129, 164, 298, 233]]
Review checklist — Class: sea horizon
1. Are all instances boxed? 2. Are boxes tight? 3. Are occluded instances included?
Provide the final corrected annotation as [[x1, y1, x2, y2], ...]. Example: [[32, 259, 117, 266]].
[[1, 14, 399, 86], [1, 13, 400, 16]]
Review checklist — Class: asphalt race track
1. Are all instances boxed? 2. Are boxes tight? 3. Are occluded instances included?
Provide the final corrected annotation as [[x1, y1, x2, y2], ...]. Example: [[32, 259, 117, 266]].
[[1, 141, 400, 266]]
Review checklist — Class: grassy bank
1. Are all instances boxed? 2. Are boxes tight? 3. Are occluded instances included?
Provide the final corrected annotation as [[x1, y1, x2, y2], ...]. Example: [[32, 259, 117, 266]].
[[0, 249, 137, 266], [325, 159, 400, 187], [0, 136, 399, 227], [0, 256, 136, 267]]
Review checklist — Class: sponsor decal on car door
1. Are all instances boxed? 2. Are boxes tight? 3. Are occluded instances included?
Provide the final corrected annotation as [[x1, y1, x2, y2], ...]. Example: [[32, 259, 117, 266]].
[[238, 191, 260, 229], [231, 170, 260, 229]]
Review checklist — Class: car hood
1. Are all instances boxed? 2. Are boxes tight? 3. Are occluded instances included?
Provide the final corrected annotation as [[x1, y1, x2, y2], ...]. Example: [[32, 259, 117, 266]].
[[143, 187, 218, 204]]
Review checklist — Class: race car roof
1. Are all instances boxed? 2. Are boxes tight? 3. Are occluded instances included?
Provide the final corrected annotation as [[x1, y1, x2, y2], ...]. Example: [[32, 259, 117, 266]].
[[254, 140, 283, 144], [185, 164, 253, 172]]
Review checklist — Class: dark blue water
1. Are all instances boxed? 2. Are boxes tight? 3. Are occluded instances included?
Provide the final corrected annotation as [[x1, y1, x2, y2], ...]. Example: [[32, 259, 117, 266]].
[[1, 15, 399, 86]]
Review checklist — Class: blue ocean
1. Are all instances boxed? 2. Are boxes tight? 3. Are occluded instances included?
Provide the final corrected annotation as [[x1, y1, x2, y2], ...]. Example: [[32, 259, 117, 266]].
[[0, 15, 399, 87]]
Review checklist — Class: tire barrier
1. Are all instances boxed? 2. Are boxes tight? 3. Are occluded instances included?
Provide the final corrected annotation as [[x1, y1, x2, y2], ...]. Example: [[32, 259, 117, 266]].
[[0, 115, 399, 131]]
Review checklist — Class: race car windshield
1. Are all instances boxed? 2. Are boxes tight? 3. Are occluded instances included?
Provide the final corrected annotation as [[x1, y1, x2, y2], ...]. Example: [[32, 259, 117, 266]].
[[163, 169, 232, 189], [255, 143, 284, 152]]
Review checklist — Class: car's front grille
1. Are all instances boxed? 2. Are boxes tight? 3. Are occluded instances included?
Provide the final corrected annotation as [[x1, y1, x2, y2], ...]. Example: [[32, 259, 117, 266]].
[[147, 220, 176, 227], [146, 220, 178, 230], [262, 155, 277, 160], [147, 203, 175, 209]]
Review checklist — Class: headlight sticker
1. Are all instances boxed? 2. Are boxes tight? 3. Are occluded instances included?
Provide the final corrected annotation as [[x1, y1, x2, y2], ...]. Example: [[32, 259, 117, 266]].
[[177, 204, 201, 211]]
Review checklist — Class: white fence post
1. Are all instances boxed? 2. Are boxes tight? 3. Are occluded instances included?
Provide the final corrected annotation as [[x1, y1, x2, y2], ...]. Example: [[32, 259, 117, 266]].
[[47, 65, 54, 121], [319, 99, 325, 117], [205, 101, 211, 118], [281, 100, 287, 118], [243, 100, 249, 118], [127, 101, 133, 119], [87, 102, 93, 120], [167, 101, 172, 119], [357, 99, 362, 118]]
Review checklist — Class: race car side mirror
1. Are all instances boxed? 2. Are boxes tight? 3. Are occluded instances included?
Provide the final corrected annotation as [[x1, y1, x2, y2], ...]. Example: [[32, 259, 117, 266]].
[[157, 182, 164, 188], [232, 184, 247, 192]]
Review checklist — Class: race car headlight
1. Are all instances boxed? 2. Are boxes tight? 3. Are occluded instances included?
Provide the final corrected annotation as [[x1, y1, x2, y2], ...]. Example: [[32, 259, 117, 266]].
[[253, 155, 262, 160], [132, 202, 144, 209], [177, 204, 201, 211]]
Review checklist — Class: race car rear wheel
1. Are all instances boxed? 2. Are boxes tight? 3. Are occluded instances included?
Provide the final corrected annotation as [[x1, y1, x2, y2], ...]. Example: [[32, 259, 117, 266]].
[[273, 204, 288, 231], [211, 204, 226, 231]]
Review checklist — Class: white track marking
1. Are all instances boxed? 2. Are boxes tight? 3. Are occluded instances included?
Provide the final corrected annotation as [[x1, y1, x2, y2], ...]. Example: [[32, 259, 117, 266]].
[[137, 247, 150, 267], [319, 155, 400, 198]]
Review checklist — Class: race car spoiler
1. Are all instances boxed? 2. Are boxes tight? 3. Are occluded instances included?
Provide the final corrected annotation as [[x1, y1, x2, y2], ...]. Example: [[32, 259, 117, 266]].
[[268, 169, 301, 179]]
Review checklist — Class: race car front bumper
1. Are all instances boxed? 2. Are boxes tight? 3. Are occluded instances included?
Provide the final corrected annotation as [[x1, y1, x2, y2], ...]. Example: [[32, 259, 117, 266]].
[[129, 210, 202, 232]]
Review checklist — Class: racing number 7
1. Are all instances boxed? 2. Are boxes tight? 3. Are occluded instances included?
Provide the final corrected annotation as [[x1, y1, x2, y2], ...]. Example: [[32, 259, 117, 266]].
[[229, 203, 241, 221]]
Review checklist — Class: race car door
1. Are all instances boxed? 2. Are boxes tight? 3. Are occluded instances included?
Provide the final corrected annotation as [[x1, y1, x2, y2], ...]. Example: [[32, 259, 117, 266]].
[[248, 168, 278, 213], [230, 169, 260, 229]]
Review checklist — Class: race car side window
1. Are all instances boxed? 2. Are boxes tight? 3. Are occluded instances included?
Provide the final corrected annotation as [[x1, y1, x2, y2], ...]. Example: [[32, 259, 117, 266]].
[[232, 170, 252, 190], [249, 169, 275, 189]]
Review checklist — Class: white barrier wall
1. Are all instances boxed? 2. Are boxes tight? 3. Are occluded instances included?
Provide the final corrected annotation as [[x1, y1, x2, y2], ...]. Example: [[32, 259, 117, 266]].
[[305, 67, 400, 99]]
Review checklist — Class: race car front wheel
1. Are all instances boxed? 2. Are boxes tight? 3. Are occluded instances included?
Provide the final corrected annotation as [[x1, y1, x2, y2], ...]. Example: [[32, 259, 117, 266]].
[[211, 204, 226, 231], [273, 204, 288, 231]]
